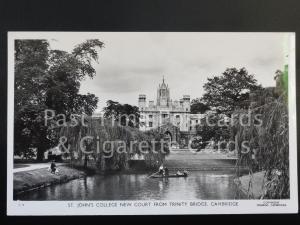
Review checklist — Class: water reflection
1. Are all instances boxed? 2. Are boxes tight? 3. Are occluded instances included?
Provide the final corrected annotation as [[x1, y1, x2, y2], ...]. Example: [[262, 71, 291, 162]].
[[16, 171, 242, 200]]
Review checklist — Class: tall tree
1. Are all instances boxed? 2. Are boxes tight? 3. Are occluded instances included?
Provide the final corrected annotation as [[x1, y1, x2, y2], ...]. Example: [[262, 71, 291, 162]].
[[14, 39, 103, 160], [103, 100, 140, 128], [274, 66, 288, 102], [14, 40, 50, 158], [190, 98, 210, 114], [194, 113, 230, 150], [201, 67, 262, 114]]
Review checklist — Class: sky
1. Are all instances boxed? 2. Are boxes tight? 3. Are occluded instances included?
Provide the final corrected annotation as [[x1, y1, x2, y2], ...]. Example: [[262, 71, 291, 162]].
[[26, 32, 290, 112]]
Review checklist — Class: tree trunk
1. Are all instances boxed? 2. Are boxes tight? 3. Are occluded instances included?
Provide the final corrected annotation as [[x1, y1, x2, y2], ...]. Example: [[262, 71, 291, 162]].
[[84, 155, 88, 168], [99, 154, 106, 171], [36, 147, 45, 162]]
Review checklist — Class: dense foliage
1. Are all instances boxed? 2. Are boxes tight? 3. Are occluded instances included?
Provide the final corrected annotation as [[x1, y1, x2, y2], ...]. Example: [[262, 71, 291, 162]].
[[190, 98, 210, 114], [194, 113, 230, 151], [233, 69, 289, 199], [14, 39, 103, 160], [103, 100, 140, 128], [201, 67, 262, 114], [60, 118, 168, 171]]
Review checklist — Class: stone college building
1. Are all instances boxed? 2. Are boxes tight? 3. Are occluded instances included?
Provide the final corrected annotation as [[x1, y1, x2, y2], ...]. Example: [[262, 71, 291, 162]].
[[138, 78, 203, 146]]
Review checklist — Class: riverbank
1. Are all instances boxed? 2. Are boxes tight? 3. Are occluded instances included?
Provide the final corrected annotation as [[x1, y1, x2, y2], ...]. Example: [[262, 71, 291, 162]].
[[14, 165, 86, 196], [235, 171, 265, 199]]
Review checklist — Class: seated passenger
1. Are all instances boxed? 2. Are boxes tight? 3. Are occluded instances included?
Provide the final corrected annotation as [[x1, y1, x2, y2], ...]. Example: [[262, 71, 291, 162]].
[[176, 170, 183, 176], [158, 164, 164, 175], [164, 167, 169, 176]]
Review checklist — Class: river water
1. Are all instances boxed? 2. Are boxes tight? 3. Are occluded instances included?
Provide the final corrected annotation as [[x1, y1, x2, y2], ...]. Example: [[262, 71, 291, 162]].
[[16, 171, 242, 200]]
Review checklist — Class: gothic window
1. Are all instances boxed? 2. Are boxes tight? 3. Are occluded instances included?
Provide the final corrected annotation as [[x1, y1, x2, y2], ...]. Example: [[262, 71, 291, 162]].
[[149, 115, 153, 119], [149, 122, 153, 127]]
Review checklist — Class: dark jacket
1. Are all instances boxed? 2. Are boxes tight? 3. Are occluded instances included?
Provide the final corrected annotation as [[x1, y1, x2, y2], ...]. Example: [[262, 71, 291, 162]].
[[164, 168, 169, 176], [51, 162, 56, 170]]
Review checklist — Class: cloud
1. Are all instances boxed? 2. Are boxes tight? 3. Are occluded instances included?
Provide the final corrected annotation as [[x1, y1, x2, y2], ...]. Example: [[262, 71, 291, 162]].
[[90, 63, 165, 93], [44, 32, 289, 111]]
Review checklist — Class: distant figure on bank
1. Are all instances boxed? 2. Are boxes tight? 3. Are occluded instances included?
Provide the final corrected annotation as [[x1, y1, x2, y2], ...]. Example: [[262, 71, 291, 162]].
[[50, 160, 57, 174]]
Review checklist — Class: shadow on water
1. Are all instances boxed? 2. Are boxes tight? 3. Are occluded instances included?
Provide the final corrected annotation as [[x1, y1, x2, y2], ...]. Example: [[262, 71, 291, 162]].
[[16, 171, 244, 200]]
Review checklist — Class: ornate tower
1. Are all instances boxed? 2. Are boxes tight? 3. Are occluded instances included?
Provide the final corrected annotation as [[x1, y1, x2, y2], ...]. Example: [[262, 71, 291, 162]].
[[157, 76, 170, 107], [138, 94, 146, 111], [183, 95, 191, 112]]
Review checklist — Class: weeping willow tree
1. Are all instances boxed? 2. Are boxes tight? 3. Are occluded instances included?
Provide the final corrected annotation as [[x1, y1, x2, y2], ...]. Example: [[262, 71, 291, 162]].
[[59, 117, 169, 171], [232, 69, 289, 199]]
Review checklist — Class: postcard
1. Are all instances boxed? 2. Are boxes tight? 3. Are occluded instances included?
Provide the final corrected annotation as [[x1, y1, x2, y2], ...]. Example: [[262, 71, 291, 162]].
[[7, 32, 298, 215]]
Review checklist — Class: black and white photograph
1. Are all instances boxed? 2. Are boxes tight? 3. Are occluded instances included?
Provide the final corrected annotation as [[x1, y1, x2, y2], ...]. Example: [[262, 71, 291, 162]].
[[6, 32, 297, 215]]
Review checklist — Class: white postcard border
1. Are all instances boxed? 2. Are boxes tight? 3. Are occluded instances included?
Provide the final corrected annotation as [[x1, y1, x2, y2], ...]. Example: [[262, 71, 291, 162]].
[[6, 32, 298, 215]]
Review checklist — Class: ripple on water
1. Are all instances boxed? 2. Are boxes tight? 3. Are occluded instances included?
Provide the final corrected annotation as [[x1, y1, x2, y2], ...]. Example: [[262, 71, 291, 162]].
[[16, 171, 242, 200]]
